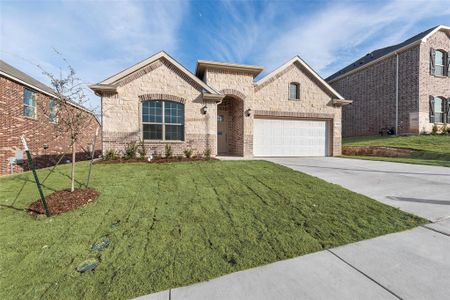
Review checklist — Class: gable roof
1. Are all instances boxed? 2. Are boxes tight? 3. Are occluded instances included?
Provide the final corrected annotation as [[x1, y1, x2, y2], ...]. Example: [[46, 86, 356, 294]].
[[327, 25, 450, 82], [255, 56, 345, 100], [91, 51, 220, 95], [0, 60, 98, 120]]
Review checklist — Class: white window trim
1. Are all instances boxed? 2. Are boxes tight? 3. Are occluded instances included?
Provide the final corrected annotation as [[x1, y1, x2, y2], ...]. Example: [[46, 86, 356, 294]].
[[140, 100, 185, 142]]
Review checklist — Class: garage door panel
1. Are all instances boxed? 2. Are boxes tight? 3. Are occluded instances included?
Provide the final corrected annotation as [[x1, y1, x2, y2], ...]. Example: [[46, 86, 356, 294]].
[[253, 119, 328, 157]]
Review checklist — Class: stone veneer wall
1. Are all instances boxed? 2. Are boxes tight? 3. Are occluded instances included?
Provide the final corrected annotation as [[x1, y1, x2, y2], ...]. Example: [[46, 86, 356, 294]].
[[205, 62, 342, 156], [101, 58, 217, 157], [204, 68, 255, 156], [253, 62, 342, 156], [330, 46, 420, 137], [419, 30, 450, 132]]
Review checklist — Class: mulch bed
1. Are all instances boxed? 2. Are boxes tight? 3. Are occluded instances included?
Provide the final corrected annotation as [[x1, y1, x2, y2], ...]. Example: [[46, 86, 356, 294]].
[[96, 157, 217, 165], [28, 188, 99, 216], [342, 146, 419, 157]]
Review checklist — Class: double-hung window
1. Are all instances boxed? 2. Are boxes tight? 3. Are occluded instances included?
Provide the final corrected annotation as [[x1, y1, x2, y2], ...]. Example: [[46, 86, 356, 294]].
[[49, 99, 58, 123], [430, 96, 449, 123], [435, 50, 445, 76], [431, 48, 449, 77], [142, 100, 184, 141], [23, 88, 37, 118]]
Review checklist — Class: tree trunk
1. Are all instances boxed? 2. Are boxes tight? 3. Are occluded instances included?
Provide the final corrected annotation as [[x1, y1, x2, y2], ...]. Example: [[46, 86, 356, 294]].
[[71, 141, 76, 192]]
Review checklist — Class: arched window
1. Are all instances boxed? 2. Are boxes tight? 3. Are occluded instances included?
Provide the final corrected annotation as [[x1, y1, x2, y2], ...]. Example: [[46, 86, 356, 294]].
[[289, 82, 300, 100], [142, 100, 184, 141], [434, 50, 445, 76]]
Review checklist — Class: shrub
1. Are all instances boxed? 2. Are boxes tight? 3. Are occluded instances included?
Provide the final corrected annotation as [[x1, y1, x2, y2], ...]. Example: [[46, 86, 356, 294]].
[[204, 148, 211, 160], [165, 144, 173, 159], [104, 149, 118, 160], [124, 141, 138, 159], [137, 139, 147, 159], [441, 123, 449, 135], [431, 124, 439, 135], [152, 150, 161, 160], [183, 148, 193, 158], [176, 155, 183, 161]]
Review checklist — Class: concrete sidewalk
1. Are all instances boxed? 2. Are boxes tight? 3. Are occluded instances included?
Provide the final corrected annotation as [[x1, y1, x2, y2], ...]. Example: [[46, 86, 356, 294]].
[[137, 222, 450, 300]]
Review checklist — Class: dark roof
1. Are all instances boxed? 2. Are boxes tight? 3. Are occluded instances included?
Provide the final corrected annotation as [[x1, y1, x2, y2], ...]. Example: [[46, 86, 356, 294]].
[[326, 26, 439, 81], [0, 60, 57, 96]]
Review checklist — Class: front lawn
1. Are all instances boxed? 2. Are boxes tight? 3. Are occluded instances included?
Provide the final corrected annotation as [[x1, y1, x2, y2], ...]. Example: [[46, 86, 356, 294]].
[[0, 161, 425, 299], [343, 135, 450, 167]]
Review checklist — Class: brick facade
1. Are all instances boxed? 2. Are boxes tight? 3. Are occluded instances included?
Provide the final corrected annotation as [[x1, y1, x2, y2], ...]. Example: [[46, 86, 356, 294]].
[[0, 75, 101, 176], [419, 31, 450, 132], [329, 28, 450, 137], [96, 53, 345, 158]]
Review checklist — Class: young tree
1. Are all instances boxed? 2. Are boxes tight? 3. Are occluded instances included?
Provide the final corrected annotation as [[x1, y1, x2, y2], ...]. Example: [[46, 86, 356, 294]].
[[38, 52, 97, 192]]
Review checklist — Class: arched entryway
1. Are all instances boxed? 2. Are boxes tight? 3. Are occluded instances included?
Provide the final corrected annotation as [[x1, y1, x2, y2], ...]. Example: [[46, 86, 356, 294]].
[[217, 96, 244, 156]]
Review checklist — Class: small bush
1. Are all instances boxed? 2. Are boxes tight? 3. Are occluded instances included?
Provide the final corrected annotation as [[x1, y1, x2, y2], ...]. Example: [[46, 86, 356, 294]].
[[176, 155, 183, 161], [441, 123, 449, 135], [152, 150, 161, 160], [137, 139, 147, 159], [183, 148, 193, 158], [165, 144, 173, 159], [104, 149, 118, 160], [124, 141, 138, 159], [204, 148, 212, 160], [431, 124, 439, 135]]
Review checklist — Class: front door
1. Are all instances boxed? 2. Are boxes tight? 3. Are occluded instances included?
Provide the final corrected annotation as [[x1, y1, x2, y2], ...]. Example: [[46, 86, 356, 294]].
[[217, 113, 229, 154]]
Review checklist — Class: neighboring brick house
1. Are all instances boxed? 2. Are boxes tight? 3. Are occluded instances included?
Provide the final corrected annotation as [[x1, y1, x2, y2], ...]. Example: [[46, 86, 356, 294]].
[[90, 51, 350, 158], [0, 60, 101, 176], [327, 25, 450, 137]]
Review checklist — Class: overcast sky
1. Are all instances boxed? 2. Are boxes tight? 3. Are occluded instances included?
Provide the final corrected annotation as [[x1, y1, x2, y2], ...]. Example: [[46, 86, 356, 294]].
[[1, 0, 449, 111]]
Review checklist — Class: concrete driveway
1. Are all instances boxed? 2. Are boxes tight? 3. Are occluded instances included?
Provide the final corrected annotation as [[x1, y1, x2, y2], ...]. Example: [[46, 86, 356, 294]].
[[265, 157, 450, 222]]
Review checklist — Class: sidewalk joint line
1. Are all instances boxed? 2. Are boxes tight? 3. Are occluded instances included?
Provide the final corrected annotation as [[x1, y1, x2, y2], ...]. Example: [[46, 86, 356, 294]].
[[421, 225, 450, 237], [327, 249, 403, 299]]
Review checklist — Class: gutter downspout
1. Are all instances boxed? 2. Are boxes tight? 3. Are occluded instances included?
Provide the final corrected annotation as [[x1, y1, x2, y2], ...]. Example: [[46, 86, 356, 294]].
[[395, 52, 399, 135]]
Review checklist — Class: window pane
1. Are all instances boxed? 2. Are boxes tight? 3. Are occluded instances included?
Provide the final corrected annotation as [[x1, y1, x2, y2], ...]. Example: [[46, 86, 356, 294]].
[[165, 101, 184, 124], [165, 125, 184, 141], [435, 51, 444, 65], [142, 101, 162, 123], [23, 88, 36, 106], [143, 124, 162, 140], [49, 99, 57, 122], [434, 98, 443, 113], [23, 106, 34, 118], [289, 83, 298, 99]]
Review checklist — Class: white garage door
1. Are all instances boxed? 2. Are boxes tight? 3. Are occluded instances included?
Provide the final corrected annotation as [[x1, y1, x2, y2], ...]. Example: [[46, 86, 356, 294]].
[[253, 118, 329, 157]]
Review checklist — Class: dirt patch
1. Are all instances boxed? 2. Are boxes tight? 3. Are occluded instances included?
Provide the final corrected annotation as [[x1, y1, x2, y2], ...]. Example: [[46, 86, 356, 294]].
[[95, 157, 217, 165], [28, 188, 99, 216], [343, 146, 419, 157]]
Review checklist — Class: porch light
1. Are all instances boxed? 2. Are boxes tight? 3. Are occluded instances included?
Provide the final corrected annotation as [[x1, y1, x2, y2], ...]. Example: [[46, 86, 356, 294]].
[[245, 108, 252, 117], [201, 105, 208, 115]]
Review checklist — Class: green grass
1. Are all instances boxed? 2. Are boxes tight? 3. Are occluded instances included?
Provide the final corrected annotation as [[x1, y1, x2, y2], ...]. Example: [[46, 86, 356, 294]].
[[0, 161, 426, 299], [343, 135, 450, 167]]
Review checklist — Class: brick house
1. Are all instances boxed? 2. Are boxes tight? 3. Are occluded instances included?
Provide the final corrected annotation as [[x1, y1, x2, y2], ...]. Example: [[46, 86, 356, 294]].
[[0, 60, 101, 176], [90, 51, 350, 158], [327, 25, 450, 137]]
